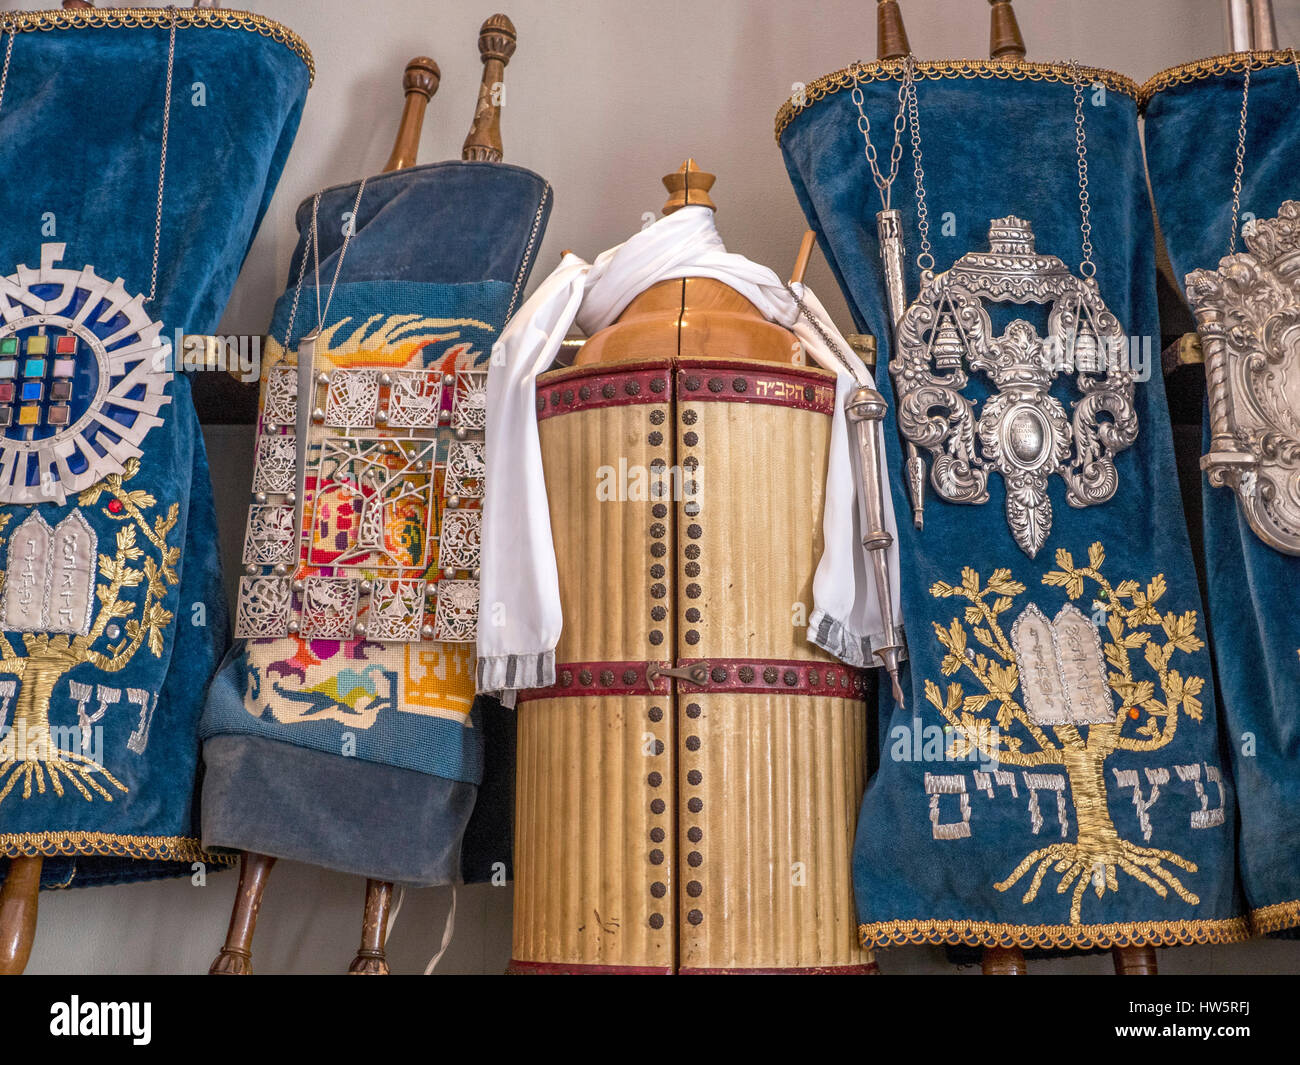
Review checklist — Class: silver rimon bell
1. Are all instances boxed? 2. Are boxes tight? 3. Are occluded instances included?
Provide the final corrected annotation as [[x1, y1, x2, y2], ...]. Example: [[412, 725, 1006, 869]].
[[929, 313, 965, 372]]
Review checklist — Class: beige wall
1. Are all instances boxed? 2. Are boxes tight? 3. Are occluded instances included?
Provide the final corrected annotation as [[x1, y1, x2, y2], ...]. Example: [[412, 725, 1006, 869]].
[[18, 0, 1300, 973]]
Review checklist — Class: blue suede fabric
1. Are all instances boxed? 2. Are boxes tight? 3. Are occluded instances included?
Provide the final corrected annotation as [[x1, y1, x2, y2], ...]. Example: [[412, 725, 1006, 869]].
[[0, 17, 308, 889], [780, 64, 1243, 948], [200, 162, 550, 886], [1145, 53, 1300, 933]]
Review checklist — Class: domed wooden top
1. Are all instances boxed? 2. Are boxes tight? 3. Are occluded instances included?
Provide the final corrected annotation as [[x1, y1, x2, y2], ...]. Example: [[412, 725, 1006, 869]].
[[662, 159, 716, 215]]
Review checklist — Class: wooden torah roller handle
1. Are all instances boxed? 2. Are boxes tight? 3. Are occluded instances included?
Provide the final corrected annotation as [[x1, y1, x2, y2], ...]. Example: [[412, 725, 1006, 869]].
[[0, 856, 43, 975]]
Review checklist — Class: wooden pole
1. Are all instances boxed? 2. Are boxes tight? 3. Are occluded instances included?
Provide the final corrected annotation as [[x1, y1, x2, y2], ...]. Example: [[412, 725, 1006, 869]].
[[1113, 944, 1159, 975], [0, 857, 42, 975], [876, 0, 911, 60], [981, 945, 1027, 975], [348, 879, 394, 975], [208, 852, 276, 975], [462, 14, 517, 162], [383, 58, 441, 173], [989, 1, 1027, 60]]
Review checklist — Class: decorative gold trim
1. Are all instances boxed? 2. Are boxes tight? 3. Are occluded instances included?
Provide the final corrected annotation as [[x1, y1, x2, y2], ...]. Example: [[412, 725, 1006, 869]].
[[1141, 50, 1298, 109], [775, 58, 1141, 142], [1251, 898, 1300, 936], [0, 8, 314, 84], [1, 829, 237, 865], [860, 915, 1252, 949]]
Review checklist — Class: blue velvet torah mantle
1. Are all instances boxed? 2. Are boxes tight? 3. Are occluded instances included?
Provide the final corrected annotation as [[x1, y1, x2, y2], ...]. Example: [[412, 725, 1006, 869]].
[[199, 162, 551, 887], [778, 59, 1245, 950], [0, 10, 310, 889], [1145, 52, 1300, 936]]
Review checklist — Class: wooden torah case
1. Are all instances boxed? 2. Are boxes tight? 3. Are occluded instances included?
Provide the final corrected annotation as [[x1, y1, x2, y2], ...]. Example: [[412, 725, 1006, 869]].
[[509, 163, 873, 974]]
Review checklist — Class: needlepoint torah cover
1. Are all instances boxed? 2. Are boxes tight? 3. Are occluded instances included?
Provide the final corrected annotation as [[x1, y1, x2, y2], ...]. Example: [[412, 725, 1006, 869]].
[[199, 162, 550, 886], [0, 12, 310, 888], [1145, 52, 1300, 935], [778, 60, 1244, 950]]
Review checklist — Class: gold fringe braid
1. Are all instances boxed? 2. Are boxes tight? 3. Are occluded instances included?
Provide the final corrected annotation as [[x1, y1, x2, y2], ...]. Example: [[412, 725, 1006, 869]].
[[2, 829, 236, 867], [1140, 50, 1300, 108], [775, 58, 1141, 142], [860, 915, 1252, 950], [1251, 898, 1300, 936], [1, 7, 313, 84]]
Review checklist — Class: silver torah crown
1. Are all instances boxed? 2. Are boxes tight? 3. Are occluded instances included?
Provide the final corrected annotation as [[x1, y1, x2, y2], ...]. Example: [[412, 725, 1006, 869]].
[[889, 217, 1138, 558], [1187, 199, 1300, 556]]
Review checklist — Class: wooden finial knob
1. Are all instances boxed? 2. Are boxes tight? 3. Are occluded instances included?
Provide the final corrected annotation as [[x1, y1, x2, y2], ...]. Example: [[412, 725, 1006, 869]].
[[403, 56, 441, 99], [662, 159, 717, 215], [877, 0, 912, 61], [384, 57, 442, 173], [989, 0, 1027, 60], [463, 14, 517, 163], [477, 13, 518, 65]]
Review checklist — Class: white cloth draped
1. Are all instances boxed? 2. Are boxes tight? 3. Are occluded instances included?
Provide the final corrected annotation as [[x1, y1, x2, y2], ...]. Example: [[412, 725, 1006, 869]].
[[476, 206, 902, 698]]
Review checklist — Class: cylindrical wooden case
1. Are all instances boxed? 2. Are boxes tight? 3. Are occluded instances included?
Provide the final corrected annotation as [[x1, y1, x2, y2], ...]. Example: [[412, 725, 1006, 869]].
[[509, 354, 873, 973]]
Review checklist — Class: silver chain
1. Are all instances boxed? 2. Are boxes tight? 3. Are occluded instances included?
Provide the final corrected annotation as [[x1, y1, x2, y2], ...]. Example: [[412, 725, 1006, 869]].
[[1069, 60, 1096, 279], [0, 16, 14, 117], [851, 59, 910, 211], [904, 57, 932, 272], [146, 7, 178, 302], [283, 179, 369, 347], [1228, 56, 1253, 257], [785, 283, 860, 380], [0, 10, 177, 302], [280, 192, 320, 348]]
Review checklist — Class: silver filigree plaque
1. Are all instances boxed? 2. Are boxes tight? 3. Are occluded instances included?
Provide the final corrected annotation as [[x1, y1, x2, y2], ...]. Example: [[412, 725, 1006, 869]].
[[235, 336, 487, 643], [1187, 199, 1300, 555], [890, 217, 1138, 557]]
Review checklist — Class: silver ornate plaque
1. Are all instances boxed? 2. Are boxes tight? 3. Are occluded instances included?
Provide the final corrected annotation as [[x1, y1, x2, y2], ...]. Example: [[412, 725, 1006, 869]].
[[235, 334, 486, 643], [890, 217, 1138, 557], [1186, 199, 1300, 555]]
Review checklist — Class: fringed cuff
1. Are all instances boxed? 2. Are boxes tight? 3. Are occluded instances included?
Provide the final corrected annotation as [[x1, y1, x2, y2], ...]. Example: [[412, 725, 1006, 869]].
[[808, 610, 908, 669], [476, 649, 556, 696]]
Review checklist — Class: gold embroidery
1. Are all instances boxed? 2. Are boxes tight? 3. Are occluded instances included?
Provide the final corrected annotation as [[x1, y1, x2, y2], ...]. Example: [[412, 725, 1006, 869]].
[[0, 459, 180, 805], [774, 58, 1141, 142], [859, 915, 1251, 950], [0, 829, 236, 867], [925, 542, 1211, 924], [3, 7, 314, 84], [1140, 50, 1299, 109], [1251, 898, 1300, 935]]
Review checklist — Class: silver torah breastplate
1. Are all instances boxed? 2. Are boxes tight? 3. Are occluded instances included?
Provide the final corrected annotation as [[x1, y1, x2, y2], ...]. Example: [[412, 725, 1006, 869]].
[[1187, 199, 1300, 556], [889, 216, 1138, 558], [0, 243, 172, 506], [235, 344, 486, 644]]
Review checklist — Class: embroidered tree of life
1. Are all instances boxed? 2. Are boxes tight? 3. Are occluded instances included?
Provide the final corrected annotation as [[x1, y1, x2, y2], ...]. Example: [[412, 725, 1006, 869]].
[[0, 458, 179, 805], [926, 542, 1207, 924]]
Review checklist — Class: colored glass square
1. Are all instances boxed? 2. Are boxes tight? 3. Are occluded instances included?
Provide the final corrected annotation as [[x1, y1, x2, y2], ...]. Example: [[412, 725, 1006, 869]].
[[24, 336, 48, 356], [22, 358, 44, 378], [0, 408, 10, 427], [17, 405, 40, 426], [52, 358, 75, 378], [46, 405, 69, 427], [20, 382, 41, 402], [50, 380, 72, 402], [0, 360, 14, 379], [55, 335, 77, 355], [0, 337, 16, 355], [0, 383, 12, 403]]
